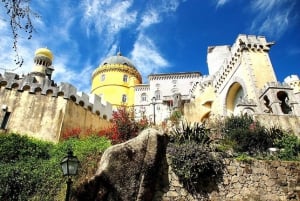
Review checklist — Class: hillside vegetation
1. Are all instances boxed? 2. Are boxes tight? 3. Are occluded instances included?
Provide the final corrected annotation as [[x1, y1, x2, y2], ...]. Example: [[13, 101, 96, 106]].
[[0, 134, 111, 201], [1, 113, 299, 200]]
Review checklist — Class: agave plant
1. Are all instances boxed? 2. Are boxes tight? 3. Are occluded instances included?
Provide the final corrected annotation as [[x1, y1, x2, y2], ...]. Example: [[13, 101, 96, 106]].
[[170, 121, 212, 145]]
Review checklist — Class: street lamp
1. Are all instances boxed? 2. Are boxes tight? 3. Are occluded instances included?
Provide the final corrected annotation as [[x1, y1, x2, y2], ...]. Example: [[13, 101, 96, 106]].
[[151, 97, 156, 125], [60, 149, 80, 201]]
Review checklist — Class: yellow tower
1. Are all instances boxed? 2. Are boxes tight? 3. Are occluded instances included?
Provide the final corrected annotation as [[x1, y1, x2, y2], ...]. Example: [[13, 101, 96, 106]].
[[32, 47, 54, 82], [91, 52, 142, 108]]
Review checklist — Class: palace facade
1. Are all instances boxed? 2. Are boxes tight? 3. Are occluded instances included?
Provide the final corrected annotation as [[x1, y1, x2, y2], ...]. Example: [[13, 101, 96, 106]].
[[0, 34, 299, 142]]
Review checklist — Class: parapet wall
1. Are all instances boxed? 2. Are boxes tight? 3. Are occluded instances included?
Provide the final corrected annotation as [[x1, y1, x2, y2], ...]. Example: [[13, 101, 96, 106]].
[[0, 72, 112, 142], [0, 72, 112, 119], [159, 158, 300, 201]]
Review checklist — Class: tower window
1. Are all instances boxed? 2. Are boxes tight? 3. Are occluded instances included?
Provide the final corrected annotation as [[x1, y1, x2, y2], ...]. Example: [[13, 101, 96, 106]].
[[123, 74, 128, 82], [101, 74, 105, 81], [122, 94, 127, 103], [155, 90, 161, 100], [141, 93, 147, 102]]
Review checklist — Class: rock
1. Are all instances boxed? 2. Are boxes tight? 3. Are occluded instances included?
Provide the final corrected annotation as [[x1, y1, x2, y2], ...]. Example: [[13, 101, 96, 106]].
[[74, 128, 168, 201]]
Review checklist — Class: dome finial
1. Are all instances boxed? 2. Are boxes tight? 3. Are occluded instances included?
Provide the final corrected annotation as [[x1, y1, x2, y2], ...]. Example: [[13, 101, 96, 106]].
[[117, 46, 122, 56]]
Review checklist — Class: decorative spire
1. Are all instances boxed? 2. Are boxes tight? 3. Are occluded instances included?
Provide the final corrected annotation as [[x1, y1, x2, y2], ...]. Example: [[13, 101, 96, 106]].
[[117, 46, 122, 56]]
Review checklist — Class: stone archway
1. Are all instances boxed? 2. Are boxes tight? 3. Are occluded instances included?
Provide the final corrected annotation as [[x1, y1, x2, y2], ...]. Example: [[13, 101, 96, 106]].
[[225, 82, 244, 115]]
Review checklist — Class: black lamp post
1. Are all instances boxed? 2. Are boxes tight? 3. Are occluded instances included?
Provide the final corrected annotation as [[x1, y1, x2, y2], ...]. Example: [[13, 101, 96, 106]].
[[151, 97, 156, 125], [60, 149, 80, 201]]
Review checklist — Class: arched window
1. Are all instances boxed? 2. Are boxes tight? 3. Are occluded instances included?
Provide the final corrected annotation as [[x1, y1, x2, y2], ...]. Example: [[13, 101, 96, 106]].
[[101, 74, 105, 81], [277, 91, 292, 114], [141, 93, 147, 102], [155, 90, 161, 100], [122, 94, 127, 103], [123, 74, 128, 82]]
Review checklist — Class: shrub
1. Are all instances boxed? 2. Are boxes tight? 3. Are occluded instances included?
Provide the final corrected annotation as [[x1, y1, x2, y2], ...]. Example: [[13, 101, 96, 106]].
[[170, 121, 211, 145], [274, 133, 300, 161], [0, 133, 111, 201], [235, 153, 253, 163], [222, 114, 254, 135], [98, 106, 149, 144], [169, 110, 182, 125], [222, 115, 283, 156], [226, 127, 272, 154], [167, 122, 224, 194], [0, 133, 51, 163], [168, 142, 224, 190], [61, 127, 82, 139]]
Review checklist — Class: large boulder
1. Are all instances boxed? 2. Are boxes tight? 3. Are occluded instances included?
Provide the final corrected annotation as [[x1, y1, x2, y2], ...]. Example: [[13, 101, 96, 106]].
[[75, 128, 168, 201]]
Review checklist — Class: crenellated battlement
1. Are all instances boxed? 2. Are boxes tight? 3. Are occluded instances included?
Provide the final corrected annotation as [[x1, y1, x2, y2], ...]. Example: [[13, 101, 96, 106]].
[[135, 84, 150, 92], [148, 72, 201, 81], [190, 75, 213, 94], [284, 75, 300, 84], [0, 72, 112, 119], [259, 81, 292, 97], [212, 34, 275, 92]]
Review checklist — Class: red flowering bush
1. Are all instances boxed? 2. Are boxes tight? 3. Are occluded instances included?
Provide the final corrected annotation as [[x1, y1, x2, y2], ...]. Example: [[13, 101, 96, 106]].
[[62, 128, 82, 140], [98, 106, 149, 144], [61, 127, 98, 140]]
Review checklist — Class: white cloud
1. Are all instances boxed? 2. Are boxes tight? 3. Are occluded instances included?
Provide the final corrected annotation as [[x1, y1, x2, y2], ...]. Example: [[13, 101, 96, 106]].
[[215, 0, 231, 8], [138, 9, 160, 30], [251, 0, 282, 11], [130, 34, 169, 79], [256, 13, 289, 37], [137, 0, 183, 30], [249, 0, 296, 38], [159, 0, 181, 12], [1, 0, 187, 92], [0, 18, 7, 30], [82, 0, 137, 45]]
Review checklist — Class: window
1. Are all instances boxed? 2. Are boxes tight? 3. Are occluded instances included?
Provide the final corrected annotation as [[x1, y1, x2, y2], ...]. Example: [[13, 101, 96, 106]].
[[122, 94, 127, 103], [101, 74, 105, 81], [123, 74, 128, 82], [141, 93, 147, 102], [1, 111, 11, 129], [155, 90, 161, 100]]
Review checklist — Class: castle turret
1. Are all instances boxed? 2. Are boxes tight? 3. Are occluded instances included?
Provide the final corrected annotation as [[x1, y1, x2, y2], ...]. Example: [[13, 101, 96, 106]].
[[31, 48, 54, 83], [284, 75, 300, 94], [91, 51, 142, 108]]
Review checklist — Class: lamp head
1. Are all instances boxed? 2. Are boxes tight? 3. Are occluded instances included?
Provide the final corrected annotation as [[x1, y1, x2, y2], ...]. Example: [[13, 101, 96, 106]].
[[60, 150, 80, 177]]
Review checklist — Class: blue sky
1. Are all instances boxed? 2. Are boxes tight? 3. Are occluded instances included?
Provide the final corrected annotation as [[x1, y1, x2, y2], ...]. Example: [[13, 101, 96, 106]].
[[0, 0, 299, 93]]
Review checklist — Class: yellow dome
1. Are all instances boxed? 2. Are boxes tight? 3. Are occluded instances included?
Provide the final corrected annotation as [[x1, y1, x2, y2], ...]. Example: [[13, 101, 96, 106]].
[[35, 48, 53, 61]]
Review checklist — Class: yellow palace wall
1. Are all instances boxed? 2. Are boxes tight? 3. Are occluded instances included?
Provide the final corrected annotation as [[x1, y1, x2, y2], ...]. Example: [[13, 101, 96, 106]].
[[91, 65, 141, 108]]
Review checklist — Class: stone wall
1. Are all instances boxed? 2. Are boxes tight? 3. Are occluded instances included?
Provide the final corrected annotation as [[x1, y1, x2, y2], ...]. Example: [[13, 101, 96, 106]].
[[159, 158, 300, 201], [0, 87, 111, 142], [0, 87, 67, 142], [255, 114, 300, 137], [60, 101, 111, 139]]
